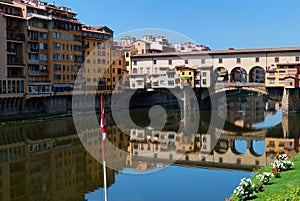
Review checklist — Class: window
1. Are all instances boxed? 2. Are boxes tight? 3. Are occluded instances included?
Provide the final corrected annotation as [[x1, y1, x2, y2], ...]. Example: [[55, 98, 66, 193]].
[[279, 71, 285, 75], [296, 56, 300, 62], [53, 32, 60, 39], [40, 43, 47, 50], [139, 68, 143, 74], [269, 72, 275, 76], [102, 43, 106, 49], [202, 79, 207, 85], [169, 60, 172, 65], [269, 79, 275, 84], [279, 79, 285, 84], [133, 61, 137, 65], [219, 58, 223, 63], [237, 58, 241, 63], [153, 60, 156, 65], [69, 34, 73, 41], [40, 32, 48, 39], [275, 57, 279, 63], [185, 59, 188, 64], [182, 72, 185, 75], [53, 43, 61, 49], [54, 75, 61, 80], [53, 54, 61, 61], [54, 64, 61, 71], [40, 54, 48, 61], [126, 61, 129, 66], [189, 72, 192, 75], [119, 60, 122, 65], [201, 59, 205, 64], [255, 57, 260, 63], [202, 72, 207, 77]]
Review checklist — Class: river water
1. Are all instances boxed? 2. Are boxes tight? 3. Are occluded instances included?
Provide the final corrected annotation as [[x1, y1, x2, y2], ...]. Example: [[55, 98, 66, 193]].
[[0, 95, 299, 201]]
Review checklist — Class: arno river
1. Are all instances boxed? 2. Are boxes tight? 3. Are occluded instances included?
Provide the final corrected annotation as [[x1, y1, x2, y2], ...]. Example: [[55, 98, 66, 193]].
[[0, 95, 299, 201]]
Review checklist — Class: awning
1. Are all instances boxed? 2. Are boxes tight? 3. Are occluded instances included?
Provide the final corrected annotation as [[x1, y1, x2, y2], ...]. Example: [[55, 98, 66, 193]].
[[53, 84, 72, 88]]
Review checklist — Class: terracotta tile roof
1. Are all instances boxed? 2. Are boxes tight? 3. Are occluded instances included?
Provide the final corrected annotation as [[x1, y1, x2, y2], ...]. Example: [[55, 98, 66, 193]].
[[52, 16, 82, 24], [132, 47, 300, 58]]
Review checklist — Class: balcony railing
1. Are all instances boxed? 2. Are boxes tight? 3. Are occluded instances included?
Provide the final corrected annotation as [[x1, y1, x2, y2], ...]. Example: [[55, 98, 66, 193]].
[[7, 75, 25, 78], [28, 59, 39, 65], [7, 33, 25, 41], [29, 48, 39, 52], [7, 48, 17, 54], [7, 56, 24, 65], [29, 36, 38, 41], [28, 70, 40, 75], [28, 80, 51, 83]]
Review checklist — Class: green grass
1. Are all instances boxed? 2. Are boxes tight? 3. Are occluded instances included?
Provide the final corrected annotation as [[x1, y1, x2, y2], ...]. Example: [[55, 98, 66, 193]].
[[229, 153, 300, 201]]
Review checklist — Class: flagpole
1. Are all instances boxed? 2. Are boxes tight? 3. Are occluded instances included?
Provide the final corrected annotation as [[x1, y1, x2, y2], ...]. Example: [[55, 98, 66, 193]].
[[100, 95, 108, 201]]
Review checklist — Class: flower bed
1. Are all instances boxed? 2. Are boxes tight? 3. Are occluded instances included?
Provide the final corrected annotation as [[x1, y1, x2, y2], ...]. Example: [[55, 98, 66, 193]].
[[228, 153, 299, 201]]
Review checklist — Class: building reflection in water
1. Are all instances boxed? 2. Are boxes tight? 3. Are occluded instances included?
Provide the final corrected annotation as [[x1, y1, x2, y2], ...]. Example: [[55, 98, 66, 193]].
[[0, 96, 299, 200]]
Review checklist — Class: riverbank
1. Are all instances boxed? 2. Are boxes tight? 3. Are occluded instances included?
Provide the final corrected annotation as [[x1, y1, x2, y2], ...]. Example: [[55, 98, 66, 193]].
[[229, 152, 300, 201], [0, 111, 72, 125]]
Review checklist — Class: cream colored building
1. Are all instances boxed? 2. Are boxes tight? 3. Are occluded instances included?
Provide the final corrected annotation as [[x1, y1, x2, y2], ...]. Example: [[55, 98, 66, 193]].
[[130, 47, 300, 89]]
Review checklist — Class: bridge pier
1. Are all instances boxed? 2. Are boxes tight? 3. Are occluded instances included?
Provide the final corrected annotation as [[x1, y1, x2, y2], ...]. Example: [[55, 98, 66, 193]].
[[282, 88, 300, 113]]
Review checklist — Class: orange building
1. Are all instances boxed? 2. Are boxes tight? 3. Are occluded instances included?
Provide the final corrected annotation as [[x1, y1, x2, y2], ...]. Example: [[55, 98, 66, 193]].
[[48, 4, 83, 95]]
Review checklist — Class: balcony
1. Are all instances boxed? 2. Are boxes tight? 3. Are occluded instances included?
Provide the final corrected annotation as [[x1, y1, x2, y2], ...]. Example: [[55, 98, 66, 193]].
[[28, 36, 39, 41], [7, 56, 24, 65], [28, 59, 39, 65], [6, 25, 20, 31], [28, 70, 40, 75], [28, 80, 51, 83], [7, 48, 17, 55], [7, 32, 25, 41], [27, 13, 52, 21], [29, 48, 39, 53]]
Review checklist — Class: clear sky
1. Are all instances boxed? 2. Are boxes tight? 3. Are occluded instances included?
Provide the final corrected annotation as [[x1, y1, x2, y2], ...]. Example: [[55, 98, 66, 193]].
[[52, 0, 300, 50]]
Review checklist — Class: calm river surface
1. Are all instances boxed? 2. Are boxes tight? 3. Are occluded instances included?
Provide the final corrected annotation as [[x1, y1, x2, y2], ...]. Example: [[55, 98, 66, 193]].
[[0, 95, 299, 201]]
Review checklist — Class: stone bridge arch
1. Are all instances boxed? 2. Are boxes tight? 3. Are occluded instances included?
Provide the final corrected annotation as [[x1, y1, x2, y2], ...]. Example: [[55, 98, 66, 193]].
[[249, 66, 265, 83], [214, 67, 229, 83], [230, 67, 248, 83]]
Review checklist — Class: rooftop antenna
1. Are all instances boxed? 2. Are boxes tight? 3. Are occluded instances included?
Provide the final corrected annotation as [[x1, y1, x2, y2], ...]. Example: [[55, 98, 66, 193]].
[[52, 0, 55, 5]]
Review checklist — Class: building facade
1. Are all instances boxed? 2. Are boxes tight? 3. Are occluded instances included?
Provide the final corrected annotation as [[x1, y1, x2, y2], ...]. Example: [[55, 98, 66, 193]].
[[129, 47, 300, 89], [0, 0, 26, 98]]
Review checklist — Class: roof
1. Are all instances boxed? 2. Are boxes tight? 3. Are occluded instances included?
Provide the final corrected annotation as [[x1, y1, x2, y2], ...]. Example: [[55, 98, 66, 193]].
[[82, 26, 112, 35], [132, 47, 300, 58], [133, 40, 150, 44], [52, 16, 82, 24], [276, 62, 300, 66]]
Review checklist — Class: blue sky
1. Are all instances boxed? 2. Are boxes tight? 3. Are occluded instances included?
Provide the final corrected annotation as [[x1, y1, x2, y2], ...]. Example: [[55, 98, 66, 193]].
[[54, 0, 300, 49]]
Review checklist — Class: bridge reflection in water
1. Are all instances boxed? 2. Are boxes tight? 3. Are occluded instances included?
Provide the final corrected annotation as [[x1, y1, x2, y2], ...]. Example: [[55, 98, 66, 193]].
[[0, 95, 299, 200], [0, 112, 299, 201]]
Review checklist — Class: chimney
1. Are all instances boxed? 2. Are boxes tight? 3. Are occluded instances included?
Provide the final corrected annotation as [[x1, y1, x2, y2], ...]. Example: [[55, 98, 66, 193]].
[[228, 47, 235, 50]]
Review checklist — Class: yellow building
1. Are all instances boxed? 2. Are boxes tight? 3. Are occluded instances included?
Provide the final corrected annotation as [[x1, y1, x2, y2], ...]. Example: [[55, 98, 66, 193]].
[[175, 65, 195, 88], [265, 63, 300, 88], [265, 138, 286, 156], [133, 40, 150, 54]]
